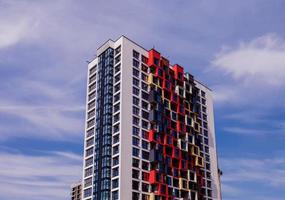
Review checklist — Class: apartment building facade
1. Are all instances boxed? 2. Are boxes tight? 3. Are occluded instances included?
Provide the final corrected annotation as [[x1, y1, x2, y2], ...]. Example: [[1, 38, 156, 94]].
[[82, 36, 221, 200], [71, 181, 82, 200]]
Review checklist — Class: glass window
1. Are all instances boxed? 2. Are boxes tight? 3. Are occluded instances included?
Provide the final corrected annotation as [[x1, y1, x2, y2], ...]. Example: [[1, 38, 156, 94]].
[[133, 126, 140, 136], [112, 178, 119, 189], [132, 158, 140, 168], [133, 106, 140, 116], [133, 97, 139, 106], [113, 156, 119, 166], [133, 59, 139, 68], [132, 148, 139, 157], [133, 50, 140, 59], [133, 78, 139, 87], [132, 137, 140, 146], [112, 167, 119, 177], [133, 68, 139, 77], [132, 181, 139, 190], [133, 87, 139, 96], [141, 55, 148, 64]]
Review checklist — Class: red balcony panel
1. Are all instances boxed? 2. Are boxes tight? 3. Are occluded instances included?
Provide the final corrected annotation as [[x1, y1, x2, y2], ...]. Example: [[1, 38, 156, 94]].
[[149, 170, 157, 184], [176, 121, 186, 133], [172, 64, 184, 81], [149, 130, 159, 143], [148, 49, 161, 67]]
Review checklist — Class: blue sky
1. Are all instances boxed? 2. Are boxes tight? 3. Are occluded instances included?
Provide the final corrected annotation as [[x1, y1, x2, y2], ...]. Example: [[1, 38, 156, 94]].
[[0, 0, 285, 199]]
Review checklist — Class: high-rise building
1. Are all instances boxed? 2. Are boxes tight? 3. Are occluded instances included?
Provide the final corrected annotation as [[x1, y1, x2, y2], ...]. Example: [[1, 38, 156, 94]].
[[71, 181, 82, 200], [82, 36, 221, 200]]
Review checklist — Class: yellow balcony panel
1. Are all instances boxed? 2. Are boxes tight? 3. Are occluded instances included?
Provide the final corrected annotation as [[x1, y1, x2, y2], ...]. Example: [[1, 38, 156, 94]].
[[179, 177, 189, 190], [149, 193, 155, 200], [195, 156, 204, 168]]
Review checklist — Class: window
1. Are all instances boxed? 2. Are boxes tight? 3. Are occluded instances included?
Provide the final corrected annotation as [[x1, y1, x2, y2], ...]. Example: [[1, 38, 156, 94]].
[[132, 192, 140, 200], [141, 82, 148, 91], [113, 124, 120, 133], [142, 183, 149, 192], [84, 177, 92, 187], [114, 83, 120, 93], [133, 78, 139, 87], [141, 73, 148, 82], [84, 188, 92, 198], [112, 167, 119, 177], [142, 150, 149, 160], [133, 68, 139, 77], [85, 147, 93, 157], [133, 126, 139, 136], [132, 180, 139, 190], [115, 73, 121, 83], [115, 45, 121, 55], [154, 58, 159, 66], [132, 148, 139, 157], [89, 65, 96, 75], [132, 137, 140, 146], [115, 64, 121, 74], [132, 169, 140, 179], [89, 82, 96, 92], [113, 134, 119, 144], [141, 101, 148, 110], [114, 103, 120, 113], [113, 145, 119, 155], [88, 91, 96, 101], [112, 178, 119, 189], [133, 59, 139, 68], [142, 120, 148, 129], [141, 64, 148, 72], [132, 158, 140, 168], [201, 90, 206, 97], [142, 130, 149, 139], [114, 93, 120, 103], [142, 110, 149, 120], [133, 87, 139, 96], [113, 113, 120, 123], [141, 91, 148, 100], [142, 140, 148, 150], [112, 190, 118, 200], [133, 116, 139, 125], [133, 97, 139, 106], [133, 50, 140, 59], [86, 138, 94, 147], [84, 167, 92, 177], [141, 55, 148, 64], [133, 106, 140, 116], [113, 156, 119, 166], [115, 55, 121, 64], [85, 157, 93, 167], [142, 161, 149, 170]]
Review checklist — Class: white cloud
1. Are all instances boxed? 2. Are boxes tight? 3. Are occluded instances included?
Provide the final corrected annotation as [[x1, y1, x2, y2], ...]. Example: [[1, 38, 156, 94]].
[[0, 151, 82, 200], [221, 156, 285, 199], [0, 79, 85, 141], [212, 33, 285, 86], [221, 157, 285, 186]]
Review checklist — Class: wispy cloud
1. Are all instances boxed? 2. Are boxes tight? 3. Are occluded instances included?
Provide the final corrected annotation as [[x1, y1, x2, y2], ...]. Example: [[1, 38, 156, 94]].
[[221, 156, 285, 199], [212, 33, 285, 86], [0, 150, 82, 200]]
